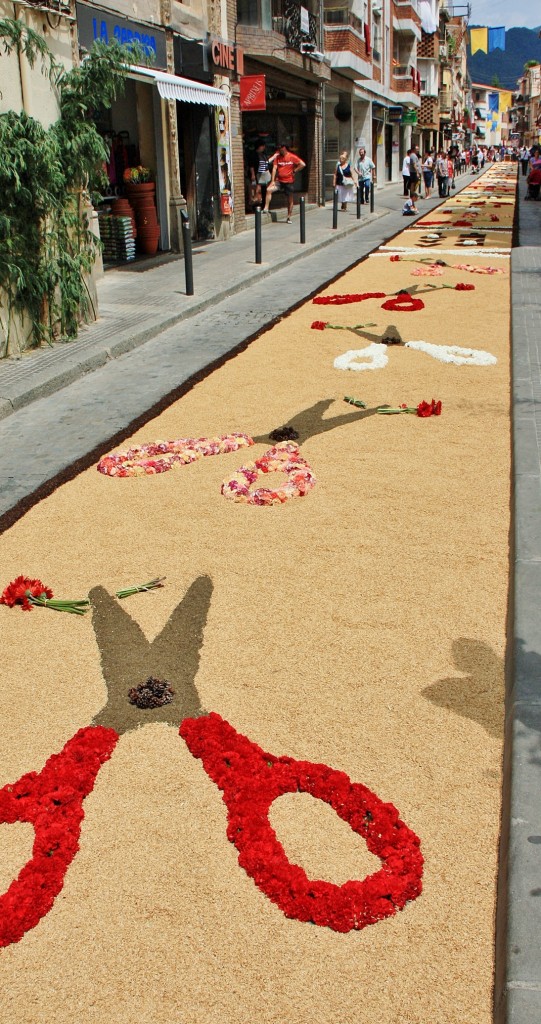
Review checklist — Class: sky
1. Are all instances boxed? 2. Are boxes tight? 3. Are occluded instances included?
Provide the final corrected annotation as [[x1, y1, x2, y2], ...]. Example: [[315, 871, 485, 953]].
[[469, 0, 540, 30]]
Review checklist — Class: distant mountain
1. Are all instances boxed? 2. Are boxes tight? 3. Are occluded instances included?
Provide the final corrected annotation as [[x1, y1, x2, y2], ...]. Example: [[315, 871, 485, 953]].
[[468, 27, 541, 89]]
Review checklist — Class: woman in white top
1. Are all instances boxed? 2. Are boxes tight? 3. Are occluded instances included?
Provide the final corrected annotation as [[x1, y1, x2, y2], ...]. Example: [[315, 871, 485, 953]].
[[422, 152, 434, 198], [333, 151, 356, 211]]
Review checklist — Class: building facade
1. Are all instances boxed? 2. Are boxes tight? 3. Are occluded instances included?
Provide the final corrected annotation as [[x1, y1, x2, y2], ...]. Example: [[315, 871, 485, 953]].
[[513, 64, 541, 150], [323, 0, 421, 194]]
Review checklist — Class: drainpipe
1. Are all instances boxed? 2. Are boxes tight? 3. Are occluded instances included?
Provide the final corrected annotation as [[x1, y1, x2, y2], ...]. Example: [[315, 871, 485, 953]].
[[14, 4, 32, 115], [319, 0, 325, 205]]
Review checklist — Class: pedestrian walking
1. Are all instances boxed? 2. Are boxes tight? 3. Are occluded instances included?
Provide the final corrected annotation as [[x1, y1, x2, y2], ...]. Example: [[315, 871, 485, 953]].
[[333, 151, 356, 211], [402, 150, 411, 196], [263, 142, 306, 223], [355, 147, 375, 204], [408, 145, 421, 197], [248, 140, 271, 210], [422, 151, 434, 198], [520, 146, 530, 176], [446, 152, 454, 195], [436, 151, 448, 198]]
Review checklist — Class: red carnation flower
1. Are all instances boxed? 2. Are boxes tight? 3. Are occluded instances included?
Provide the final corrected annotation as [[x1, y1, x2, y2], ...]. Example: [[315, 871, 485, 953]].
[[455, 283, 475, 291], [310, 321, 328, 330], [417, 399, 442, 417], [0, 576, 53, 611], [0, 576, 89, 614], [390, 255, 401, 262]]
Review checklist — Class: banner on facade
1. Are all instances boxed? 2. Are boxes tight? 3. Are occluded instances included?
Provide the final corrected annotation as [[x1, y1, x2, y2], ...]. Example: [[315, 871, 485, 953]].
[[240, 75, 266, 111], [488, 26, 505, 52], [469, 27, 488, 54]]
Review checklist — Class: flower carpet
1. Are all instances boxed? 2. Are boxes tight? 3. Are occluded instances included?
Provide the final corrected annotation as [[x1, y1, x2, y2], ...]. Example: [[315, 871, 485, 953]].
[[0, 164, 515, 1024]]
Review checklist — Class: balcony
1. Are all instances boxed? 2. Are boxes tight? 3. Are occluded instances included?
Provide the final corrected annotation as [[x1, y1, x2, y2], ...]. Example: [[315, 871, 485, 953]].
[[439, 87, 452, 114], [392, 1, 421, 39], [238, 2, 331, 80]]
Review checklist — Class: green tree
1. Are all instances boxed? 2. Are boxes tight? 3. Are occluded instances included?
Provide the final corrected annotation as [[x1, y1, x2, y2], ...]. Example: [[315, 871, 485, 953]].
[[0, 22, 146, 354], [491, 74, 501, 86]]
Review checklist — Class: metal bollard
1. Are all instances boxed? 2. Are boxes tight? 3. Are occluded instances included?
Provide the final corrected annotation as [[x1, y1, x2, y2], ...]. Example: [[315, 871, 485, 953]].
[[332, 187, 338, 230], [180, 210, 194, 296], [370, 182, 375, 214], [299, 196, 306, 244], [255, 206, 262, 264], [356, 184, 362, 219]]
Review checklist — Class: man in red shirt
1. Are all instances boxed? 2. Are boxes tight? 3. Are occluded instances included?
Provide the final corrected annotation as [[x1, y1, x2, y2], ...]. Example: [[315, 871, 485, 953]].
[[263, 142, 306, 223]]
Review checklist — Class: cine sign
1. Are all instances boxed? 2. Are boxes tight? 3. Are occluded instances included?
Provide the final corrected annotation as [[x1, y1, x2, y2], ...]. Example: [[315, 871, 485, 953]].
[[210, 37, 244, 75]]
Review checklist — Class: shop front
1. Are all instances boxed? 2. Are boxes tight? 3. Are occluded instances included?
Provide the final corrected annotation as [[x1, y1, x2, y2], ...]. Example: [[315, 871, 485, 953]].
[[174, 36, 235, 241], [77, 6, 230, 259], [76, 3, 170, 261], [240, 61, 318, 216]]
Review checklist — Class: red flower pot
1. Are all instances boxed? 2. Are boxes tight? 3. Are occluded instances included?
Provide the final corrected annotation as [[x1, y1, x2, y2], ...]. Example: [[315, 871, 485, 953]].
[[137, 228, 160, 256]]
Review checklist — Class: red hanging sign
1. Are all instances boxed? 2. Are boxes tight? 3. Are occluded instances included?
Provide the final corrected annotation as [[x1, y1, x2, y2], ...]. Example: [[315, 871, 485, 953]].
[[240, 75, 266, 111]]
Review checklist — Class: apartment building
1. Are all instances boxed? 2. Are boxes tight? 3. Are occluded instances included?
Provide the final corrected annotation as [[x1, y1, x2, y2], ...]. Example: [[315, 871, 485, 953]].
[[323, 0, 421, 192], [513, 63, 541, 149]]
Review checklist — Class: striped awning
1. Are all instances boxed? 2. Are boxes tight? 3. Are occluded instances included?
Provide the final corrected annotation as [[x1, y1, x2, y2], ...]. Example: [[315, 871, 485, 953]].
[[129, 65, 228, 106]]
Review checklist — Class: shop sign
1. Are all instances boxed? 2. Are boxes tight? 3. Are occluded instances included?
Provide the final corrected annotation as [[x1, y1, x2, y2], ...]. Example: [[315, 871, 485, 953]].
[[239, 75, 266, 112], [300, 6, 310, 34], [401, 110, 418, 125], [388, 105, 403, 123], [76, 3, 167, 70], [209, 37, 244, 76]]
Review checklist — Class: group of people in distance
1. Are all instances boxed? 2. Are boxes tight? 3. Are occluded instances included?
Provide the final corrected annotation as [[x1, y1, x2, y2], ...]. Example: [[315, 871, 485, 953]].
[[246, 136, 541, 222], [247, 140, 305, 223]]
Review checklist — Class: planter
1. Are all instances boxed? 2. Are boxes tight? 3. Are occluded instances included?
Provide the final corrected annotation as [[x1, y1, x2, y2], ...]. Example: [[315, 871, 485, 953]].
[[137, 227, 160, 256], [138, 212, 158, 229], [124, 182, 155, 196]]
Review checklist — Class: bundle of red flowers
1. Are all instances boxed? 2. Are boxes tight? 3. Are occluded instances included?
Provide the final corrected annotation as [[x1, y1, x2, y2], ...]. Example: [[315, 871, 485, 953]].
[[180, 712, 423, 933], [0, 576, 89, 614], [0, 576, 52, 611], [377, 399, 442, 417], [310, 321, 328, 330], [454, 283, 475, 291]]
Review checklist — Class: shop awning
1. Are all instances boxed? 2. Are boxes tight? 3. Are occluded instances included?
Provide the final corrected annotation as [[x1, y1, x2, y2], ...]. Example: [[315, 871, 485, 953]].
[[129, 65, 228, 106]]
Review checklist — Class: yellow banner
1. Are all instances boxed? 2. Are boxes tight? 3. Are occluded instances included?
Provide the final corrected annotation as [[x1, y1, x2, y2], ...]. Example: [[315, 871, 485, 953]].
[[470, 27, 488, 54], [498, 91, 513, 113]]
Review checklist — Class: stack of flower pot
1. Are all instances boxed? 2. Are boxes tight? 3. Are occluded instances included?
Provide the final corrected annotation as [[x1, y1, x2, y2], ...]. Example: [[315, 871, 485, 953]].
[[111, 197, 136, 240], [123, 182, 160, 256]]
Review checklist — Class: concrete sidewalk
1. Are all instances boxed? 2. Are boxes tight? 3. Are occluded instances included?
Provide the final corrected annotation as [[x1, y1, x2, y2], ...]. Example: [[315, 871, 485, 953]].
[[0, 177, 448, 420], [501, 170, 541, 1024]]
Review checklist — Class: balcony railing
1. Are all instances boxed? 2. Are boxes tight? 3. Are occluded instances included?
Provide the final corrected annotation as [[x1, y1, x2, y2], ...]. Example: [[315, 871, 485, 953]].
[[280, 1, 318, 50], [439, 88, 452, 113]]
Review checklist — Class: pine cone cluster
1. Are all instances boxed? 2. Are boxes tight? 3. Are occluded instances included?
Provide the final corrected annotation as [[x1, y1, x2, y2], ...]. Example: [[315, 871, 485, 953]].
[[269, 426, 299, 442], [128, 677, 175, 709]]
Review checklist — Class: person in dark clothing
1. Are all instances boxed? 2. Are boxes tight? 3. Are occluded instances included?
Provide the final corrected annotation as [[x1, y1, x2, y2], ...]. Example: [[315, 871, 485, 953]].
[[248, 140, 271, 209]]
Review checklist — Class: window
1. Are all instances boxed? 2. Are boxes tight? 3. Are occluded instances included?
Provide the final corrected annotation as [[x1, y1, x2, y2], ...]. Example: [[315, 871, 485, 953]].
[[237, 0, 273, 30], [372, 11, 381, 62]]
